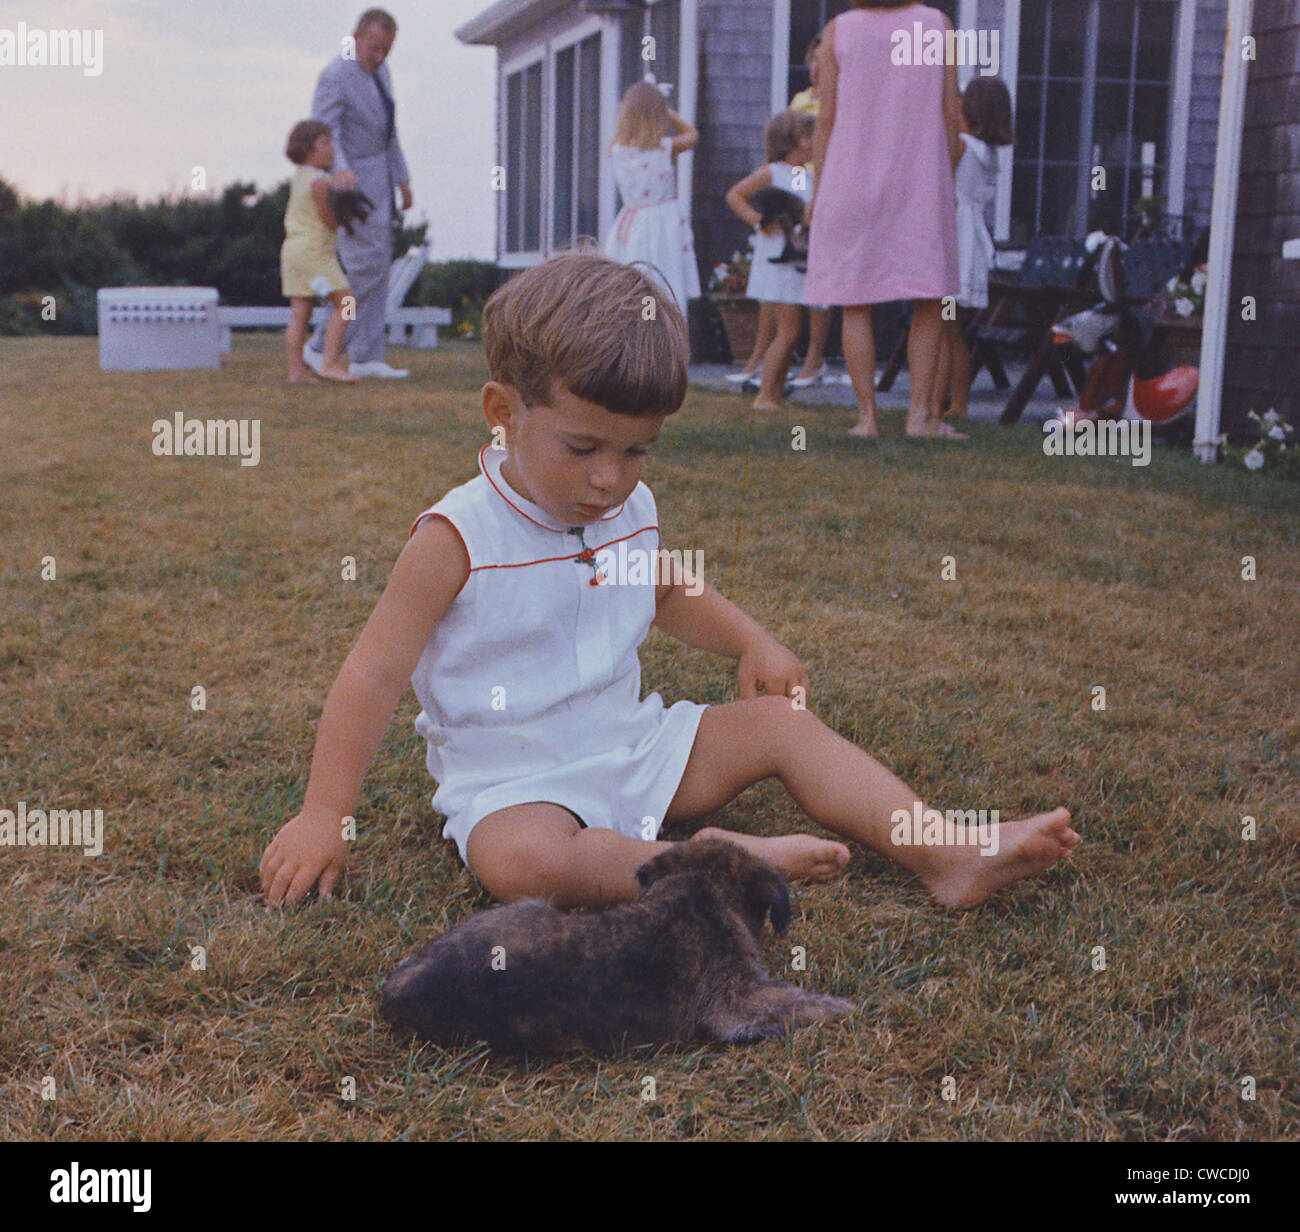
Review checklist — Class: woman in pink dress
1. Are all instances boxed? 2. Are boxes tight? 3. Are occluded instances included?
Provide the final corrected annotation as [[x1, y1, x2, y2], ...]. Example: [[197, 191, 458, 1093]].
[[804, 1, 964, 439]]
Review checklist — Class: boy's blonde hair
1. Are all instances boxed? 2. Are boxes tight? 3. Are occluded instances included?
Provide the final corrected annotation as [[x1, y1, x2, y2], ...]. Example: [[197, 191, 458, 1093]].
[[482, 247, 688, 418], [765, 109, 813, 163], [611, 81, 670, 151]]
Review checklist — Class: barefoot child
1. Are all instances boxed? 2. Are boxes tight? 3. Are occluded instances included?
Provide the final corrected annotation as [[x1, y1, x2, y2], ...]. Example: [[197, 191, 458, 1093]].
[[788, 34, 833, 390], [937, 78, 1015, 419], [259, 250, 1078, 909], [281, 120, 355, 383], [724, 111, 815, 412]]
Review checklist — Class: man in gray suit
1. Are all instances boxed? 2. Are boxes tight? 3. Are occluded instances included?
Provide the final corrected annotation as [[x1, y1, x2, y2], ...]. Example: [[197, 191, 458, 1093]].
[[305, 7, 413, 379]]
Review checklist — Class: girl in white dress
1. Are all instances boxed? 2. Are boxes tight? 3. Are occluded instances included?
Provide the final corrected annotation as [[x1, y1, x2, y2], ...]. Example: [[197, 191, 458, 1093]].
[[939, 77, 1016, 419], [724, 110, 815, 411], [604, 81, 702, 320]]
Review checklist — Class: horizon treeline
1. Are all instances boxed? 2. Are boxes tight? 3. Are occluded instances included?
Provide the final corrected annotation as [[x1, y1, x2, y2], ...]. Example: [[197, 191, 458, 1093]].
[[0, 176, 496, 335]]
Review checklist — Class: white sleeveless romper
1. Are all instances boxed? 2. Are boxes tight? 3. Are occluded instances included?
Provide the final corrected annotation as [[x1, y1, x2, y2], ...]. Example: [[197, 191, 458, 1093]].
[[409, 443, 710, 865]]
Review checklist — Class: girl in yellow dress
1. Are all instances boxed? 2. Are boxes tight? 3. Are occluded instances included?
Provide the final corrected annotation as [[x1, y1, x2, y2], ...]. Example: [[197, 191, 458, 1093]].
[[281, 120, 355, 383]]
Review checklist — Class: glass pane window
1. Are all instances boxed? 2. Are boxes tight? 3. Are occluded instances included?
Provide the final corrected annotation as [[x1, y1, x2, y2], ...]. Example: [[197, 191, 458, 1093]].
[[523, 61, 542, 252], [554, 46, 575, 250], [552, 34, 601, 253], [1013, 0, 1177, 240], [577, 35, 601, 242], [787, 0, 958, 100], [505, 71, 522, 252], [621, 0, 680, 95]]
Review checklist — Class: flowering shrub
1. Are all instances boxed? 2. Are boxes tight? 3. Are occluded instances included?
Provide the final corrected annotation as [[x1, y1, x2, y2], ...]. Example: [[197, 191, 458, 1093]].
[[707, 245, 753, 297], [1152, 264, 1207, 321], [1219, 409, 1299, 481]]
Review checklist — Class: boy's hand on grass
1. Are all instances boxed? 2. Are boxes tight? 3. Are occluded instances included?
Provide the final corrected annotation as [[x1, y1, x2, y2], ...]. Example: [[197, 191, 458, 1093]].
[[737, 635, 812, 704], [259, 807, 349, 907]]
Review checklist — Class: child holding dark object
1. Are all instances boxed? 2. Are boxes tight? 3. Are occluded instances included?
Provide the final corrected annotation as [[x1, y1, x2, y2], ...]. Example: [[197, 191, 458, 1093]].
[[788, 33, 834, 389], [724, 111, 815, 411], [281, 119, 356, 384]]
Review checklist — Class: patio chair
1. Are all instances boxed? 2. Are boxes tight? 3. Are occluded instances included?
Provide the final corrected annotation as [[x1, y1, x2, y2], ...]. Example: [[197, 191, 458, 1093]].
[[1121, 236, 1193, 301]]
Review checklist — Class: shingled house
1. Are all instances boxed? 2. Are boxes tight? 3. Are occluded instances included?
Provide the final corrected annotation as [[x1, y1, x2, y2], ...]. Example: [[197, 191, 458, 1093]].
[[1222, 3, 1299, 431], [456, 0, 1295, 431]]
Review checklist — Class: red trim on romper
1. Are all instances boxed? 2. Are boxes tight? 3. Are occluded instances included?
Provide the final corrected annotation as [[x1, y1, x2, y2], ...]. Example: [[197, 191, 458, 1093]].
[[407, 445, 660, 594], [478, 441, 630, 531]]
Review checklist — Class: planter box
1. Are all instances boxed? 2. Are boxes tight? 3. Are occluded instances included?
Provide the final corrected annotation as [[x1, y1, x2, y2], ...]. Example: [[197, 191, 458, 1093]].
[[712, 296, 759, 364]]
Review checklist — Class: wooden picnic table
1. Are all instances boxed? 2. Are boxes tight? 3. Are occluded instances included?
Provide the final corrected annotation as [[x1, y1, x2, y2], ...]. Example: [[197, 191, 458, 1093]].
[[982, 278, 1099, 424]]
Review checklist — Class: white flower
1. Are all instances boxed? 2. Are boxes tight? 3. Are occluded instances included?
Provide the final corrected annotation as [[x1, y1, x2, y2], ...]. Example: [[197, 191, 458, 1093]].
[[1262, 408, 1281, 426], [1243, 448, 1265, 471], [1175, 297, 1195, 318], [1191, 271, 1207, 295], [1268, 425, 1287, 441], [1165, 275, 1179, 292]]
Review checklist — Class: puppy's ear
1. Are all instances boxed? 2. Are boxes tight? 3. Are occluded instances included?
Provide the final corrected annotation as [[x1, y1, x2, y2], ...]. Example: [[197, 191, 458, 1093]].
[[749, 867, 792, 934], [636, 845, 689, 890]]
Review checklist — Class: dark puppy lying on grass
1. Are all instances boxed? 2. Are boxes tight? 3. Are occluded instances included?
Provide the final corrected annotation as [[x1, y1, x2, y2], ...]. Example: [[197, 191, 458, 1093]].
[[325, 186, 375, 237], [381, 840, 853, 1056]]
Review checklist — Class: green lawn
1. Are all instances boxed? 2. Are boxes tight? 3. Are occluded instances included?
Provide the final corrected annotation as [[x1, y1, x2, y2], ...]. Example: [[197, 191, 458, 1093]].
[[1, 335, 1296, 1140]]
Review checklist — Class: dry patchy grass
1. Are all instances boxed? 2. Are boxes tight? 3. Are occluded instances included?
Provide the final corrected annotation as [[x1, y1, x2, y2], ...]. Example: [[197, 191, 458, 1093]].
[[1, 335, 1297, 1140]]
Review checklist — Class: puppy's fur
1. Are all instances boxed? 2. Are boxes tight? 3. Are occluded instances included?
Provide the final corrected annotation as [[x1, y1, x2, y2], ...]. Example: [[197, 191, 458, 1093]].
[[326, 186, 375, 236], [380, 840, 853, 1055], [752, 187, 809, 271]]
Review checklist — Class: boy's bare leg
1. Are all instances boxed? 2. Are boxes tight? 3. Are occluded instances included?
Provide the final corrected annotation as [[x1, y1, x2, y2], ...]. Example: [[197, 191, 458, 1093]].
[[286, 299, 318, 382], [466, 800, 848, 910], [321, 292, 356, 382], [666, 697, 1079, 908]]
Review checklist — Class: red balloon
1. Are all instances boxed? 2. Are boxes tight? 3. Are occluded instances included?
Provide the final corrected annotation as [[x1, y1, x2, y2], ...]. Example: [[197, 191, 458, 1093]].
[[1133, 366, 1199, 422]]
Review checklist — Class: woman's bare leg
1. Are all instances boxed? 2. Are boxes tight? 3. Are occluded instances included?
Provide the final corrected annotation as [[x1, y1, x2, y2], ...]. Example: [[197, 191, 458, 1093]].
[[841, 304, 879, 437]]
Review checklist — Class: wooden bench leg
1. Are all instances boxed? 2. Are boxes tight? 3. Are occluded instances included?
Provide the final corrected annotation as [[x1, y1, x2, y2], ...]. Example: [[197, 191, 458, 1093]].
[[1000, 331, 1055, 424], [983, 344, 1011, 389], [1047, 348, 1075, 398]]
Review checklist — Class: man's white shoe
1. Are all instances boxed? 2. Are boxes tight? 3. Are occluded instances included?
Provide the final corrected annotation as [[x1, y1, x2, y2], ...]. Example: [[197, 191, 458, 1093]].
[[350, 360, 410, 379], [301, 344, 325, 375]]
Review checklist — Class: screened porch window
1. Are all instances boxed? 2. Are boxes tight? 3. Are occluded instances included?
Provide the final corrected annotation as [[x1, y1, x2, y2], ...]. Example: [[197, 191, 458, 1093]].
[[504, 59, 543, 253], [554, 34, 602, 248], [1013, 0, 1176, 241]]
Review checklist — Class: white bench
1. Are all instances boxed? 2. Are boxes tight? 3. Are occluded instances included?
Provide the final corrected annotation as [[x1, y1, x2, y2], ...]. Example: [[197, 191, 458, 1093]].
[[216, 305, 451, 351], [217, 244, 452, 350]]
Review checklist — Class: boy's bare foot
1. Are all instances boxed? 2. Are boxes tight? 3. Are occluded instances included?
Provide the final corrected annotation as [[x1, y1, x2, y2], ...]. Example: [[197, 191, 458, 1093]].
[[753, 398, 793, 412], [289, 371, 320, 384], [920, 808, 1079, 908], [321, 366, 356, 382], [848, 416, 879, 439], [692, 826, 850, 883]]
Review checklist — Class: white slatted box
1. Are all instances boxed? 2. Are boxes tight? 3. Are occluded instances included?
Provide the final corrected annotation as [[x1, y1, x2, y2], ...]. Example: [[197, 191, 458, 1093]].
[[98, 287, 221, 371]]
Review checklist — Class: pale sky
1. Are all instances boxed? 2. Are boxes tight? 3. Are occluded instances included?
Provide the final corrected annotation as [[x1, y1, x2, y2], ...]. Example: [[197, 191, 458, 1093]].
[[0, 0, 499, 260]]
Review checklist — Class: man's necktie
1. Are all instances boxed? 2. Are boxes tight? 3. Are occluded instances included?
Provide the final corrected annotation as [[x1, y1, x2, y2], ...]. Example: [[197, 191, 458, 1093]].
[[374, 72, 395, 144]]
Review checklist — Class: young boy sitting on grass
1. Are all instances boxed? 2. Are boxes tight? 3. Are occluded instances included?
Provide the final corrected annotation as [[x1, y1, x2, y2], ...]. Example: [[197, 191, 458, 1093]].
[[259, 249, 1078, 909]]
